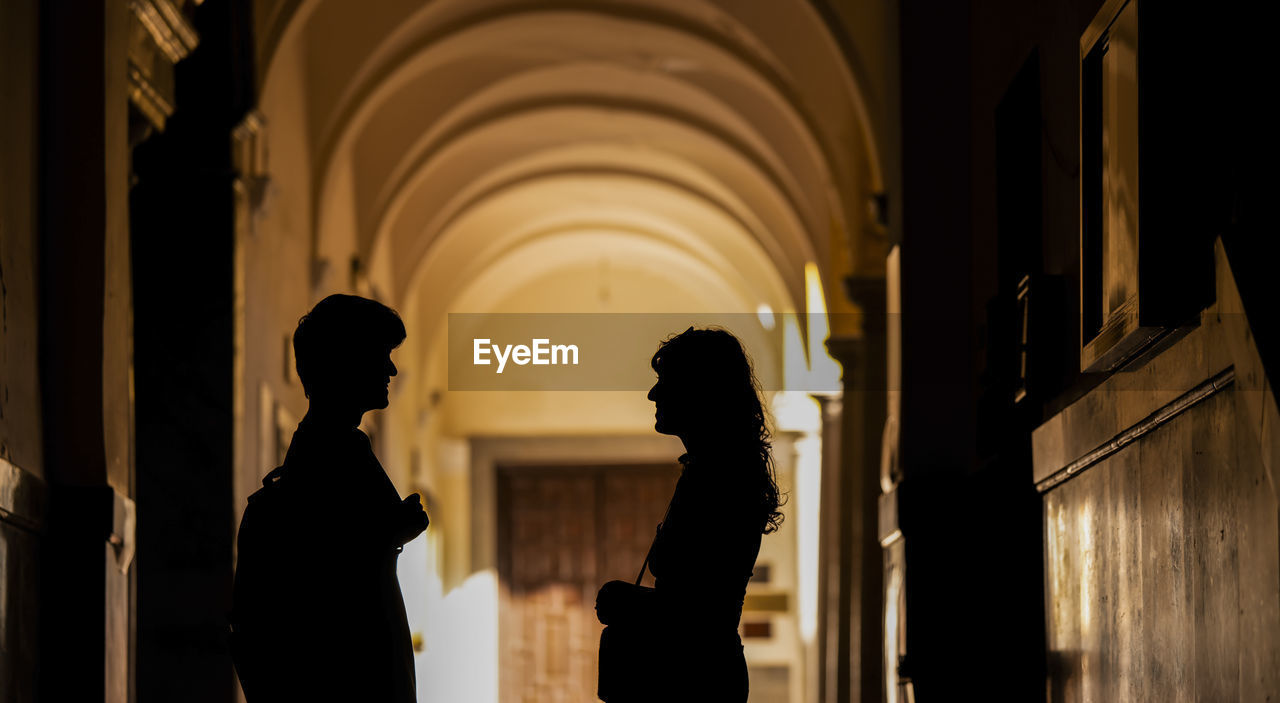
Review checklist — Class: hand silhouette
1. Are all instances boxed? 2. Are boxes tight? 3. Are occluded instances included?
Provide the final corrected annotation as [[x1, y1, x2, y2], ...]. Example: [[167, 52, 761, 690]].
[[392, 493, 429, 547], [596, 580, 654, 625], [595, 580, 628, 625]]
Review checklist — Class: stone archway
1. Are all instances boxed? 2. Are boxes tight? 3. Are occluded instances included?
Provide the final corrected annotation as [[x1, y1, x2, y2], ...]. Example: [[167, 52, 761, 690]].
[[241, 3, 890, 701]]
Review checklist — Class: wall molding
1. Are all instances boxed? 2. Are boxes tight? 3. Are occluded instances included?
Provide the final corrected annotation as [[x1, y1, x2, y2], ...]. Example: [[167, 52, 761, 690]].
[[126, 0, 199, 132], [0, 457, 46, 531], [1034, 238, 1278, 494], [1035, 366, 1235, 493]]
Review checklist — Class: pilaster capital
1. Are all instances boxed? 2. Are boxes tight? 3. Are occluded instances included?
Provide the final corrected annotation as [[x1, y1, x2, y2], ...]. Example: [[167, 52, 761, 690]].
[[127, 0, 200, 131], [844, 275, 888, 334], [825, 336, 861, 370], [809, 392, 844, 420]]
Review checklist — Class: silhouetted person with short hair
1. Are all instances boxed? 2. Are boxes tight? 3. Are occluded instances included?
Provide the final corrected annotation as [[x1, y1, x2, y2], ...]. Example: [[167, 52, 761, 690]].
[[231, 294, 427, 702], [596, 327, 783, 703]]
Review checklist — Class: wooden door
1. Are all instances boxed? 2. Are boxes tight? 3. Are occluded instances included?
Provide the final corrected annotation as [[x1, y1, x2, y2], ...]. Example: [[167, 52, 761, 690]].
[[497, 464, 680, 703]]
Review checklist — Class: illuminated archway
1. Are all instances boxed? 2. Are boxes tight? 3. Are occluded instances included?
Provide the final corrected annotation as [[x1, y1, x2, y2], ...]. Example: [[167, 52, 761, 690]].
[[246, 2, 887, 701]]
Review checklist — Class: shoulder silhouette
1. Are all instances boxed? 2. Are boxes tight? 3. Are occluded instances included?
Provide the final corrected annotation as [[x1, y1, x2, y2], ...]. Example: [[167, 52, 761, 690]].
[[230, 294, 426, 703], [597, 327, 783, 703]]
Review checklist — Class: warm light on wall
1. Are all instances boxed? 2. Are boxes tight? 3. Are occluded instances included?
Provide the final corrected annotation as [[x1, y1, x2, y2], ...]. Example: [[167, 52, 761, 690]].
[[1078, 500, 1095, 703], [792, 430, 823, 645], [757, 302, 776, 330], [418, 569, 499, 703], [804, 262, 842, 393], [771, 286, 829, 650]]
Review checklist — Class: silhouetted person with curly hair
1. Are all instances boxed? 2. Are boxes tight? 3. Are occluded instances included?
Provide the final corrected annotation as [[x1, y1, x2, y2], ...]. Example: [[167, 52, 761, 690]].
[[596, 327, 784, 703], [231, 294, 427, 702]]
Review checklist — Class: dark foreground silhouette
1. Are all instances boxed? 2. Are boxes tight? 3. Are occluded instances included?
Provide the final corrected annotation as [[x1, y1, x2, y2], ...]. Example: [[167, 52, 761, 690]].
[[231, 294, 427, 702], [596, 327, 783, 703]]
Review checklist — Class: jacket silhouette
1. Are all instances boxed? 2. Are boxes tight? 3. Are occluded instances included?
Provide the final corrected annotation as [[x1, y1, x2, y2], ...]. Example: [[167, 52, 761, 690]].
[[231, 294, 425, 702], [597, 327, 782, 703]]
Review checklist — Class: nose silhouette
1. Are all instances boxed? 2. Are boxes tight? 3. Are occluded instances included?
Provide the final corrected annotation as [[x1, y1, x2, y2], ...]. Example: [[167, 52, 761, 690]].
[[647, 383, 658, 402]]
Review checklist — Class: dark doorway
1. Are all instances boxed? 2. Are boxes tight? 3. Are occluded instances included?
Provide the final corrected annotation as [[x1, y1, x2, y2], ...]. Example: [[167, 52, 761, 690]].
[[496, 463, 680, 703]]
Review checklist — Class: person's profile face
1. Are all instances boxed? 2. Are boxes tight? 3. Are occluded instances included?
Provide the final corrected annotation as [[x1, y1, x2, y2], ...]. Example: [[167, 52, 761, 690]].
[[332, 344, 397, 413], [647, 370, 693, 438], [364, 347, 397, 411], [647, 375, 671, 435]]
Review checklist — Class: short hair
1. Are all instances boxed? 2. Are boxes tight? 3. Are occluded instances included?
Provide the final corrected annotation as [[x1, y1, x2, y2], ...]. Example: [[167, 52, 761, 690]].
[[293, 294, 406, 398]]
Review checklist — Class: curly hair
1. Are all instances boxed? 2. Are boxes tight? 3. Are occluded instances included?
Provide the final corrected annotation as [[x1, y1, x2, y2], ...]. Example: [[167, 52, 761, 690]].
[[651, 327, 786, 534]]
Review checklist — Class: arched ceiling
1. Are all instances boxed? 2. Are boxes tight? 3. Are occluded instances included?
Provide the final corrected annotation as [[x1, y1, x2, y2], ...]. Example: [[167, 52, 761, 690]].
[[416, 227, 786, 437], [257, 0, 882, 422]]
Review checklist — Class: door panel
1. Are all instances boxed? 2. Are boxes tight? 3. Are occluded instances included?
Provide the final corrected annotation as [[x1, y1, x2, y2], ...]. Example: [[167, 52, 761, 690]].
[[498, 464, 679, 703]]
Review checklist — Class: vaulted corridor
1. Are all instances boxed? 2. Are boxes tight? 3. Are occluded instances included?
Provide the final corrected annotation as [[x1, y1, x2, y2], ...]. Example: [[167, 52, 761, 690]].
[[2, 1, 1276, 702]]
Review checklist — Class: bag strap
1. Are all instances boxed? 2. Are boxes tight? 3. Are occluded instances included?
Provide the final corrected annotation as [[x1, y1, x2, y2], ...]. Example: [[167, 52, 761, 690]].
[[634, 492, 676, 586], [246, 465, 287, 505]]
